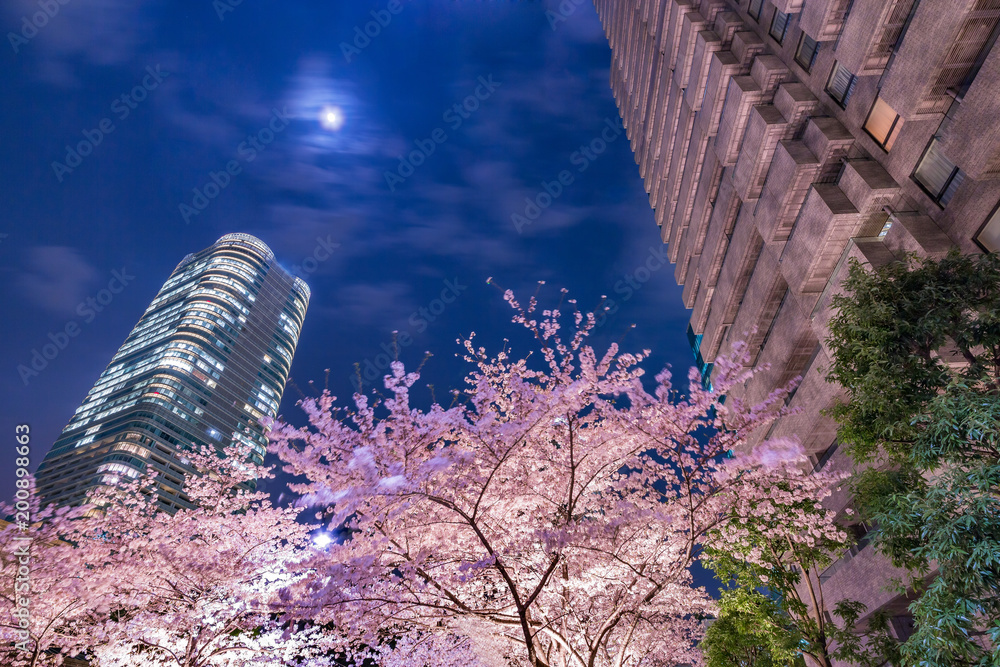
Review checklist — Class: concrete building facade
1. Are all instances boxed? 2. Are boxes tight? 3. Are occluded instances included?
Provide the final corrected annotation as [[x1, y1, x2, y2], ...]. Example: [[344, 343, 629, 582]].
[[592, 0, 1000, 657], [36, 233, 310, 512]]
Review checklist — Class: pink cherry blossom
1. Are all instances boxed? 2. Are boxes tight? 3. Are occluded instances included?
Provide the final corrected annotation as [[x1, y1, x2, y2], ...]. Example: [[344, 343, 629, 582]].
[[1, 446, 325, 667], [271, 294, 844, 667]]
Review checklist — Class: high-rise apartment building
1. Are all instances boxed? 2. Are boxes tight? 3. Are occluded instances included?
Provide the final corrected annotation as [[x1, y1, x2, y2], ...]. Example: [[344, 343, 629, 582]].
[[36, 233, 310, 512], [593, 0, 1000, 657]]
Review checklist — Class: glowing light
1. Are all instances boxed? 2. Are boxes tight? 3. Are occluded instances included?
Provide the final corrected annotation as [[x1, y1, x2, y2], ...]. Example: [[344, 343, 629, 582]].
[[320, 106, 344, 131], [313, 532, 333, 548]]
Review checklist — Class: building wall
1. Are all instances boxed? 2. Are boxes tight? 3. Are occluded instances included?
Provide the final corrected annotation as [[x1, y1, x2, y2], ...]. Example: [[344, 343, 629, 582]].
[[593, 0, 1000, 657], [36, 234, 310, 513]]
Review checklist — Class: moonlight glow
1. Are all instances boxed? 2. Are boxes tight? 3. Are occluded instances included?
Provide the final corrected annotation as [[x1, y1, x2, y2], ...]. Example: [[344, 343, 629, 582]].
[[320, 106, 344, 131]]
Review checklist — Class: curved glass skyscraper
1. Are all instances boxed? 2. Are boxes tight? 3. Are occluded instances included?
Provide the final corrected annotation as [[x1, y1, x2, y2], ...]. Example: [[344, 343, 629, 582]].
[[36, 233, 310, 511]]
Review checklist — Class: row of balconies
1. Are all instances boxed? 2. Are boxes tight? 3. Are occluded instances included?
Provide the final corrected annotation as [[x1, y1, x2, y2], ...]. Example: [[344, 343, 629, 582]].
[[596, 0, 1000, 241], [594, 0, 976, 426]]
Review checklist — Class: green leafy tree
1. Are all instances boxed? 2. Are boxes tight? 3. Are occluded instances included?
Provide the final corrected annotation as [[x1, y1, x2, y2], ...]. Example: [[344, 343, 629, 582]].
[[826, 250, 1000, 666], [701, 589, 805, 667], [701, 477, 898, 667]]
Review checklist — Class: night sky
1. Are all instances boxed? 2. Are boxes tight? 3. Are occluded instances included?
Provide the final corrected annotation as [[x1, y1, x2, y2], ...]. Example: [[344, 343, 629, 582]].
[[0, 1, 696, 518]]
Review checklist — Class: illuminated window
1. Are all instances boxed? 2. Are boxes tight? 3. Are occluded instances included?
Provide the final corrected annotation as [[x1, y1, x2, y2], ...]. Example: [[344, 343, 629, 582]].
[[113, 442, 151, 458], [97, 462, 141, 478], [795, 32, 819, 71], [913, 138, 964, 206], [975, 203, 1000, 252], [826, 61, 857, 108], [877, 218, 893, 238], [863, 96, 903, 150], [769, 9, 791, 43]]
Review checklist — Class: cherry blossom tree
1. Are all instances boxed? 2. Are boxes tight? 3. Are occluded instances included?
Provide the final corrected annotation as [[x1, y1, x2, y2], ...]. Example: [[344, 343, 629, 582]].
[[0, 493, 116, 667], [270, 290, 846, 667], [82, 444, 323, 667], [2, 445, 325, 667]]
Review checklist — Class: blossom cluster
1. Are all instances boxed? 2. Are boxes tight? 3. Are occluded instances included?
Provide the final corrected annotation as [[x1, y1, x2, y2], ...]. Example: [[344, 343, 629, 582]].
[[269, 291, 844, 667]]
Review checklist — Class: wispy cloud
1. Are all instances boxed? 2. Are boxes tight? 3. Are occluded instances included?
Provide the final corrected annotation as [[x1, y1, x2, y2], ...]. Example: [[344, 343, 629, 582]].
[[15, 246, 98, 316], [5, 0, 162, 86]]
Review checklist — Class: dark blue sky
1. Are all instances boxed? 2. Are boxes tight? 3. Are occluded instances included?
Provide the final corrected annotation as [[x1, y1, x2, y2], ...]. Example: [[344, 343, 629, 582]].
[[0, 0, 696, 508]]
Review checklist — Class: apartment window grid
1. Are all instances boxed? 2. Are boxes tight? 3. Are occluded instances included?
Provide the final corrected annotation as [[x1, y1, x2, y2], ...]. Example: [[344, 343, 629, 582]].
[[748, 0, 764, 22], [811, 441, 840, 473], [769, 9, 792, 43], [819, 520, 875, 583], [863, 95, 904, 150], [865, 0, 918, 71], [826, 61, 858, 108], [795, 32, 820, 71], [890, 615, 917, 643], [933, 8, 1000, 100], [912, 137, 965, 207], [878, 0, 924, 87], [832, 0, 856, 50], [975, 201, 1000, 252], [755, 288, 789, 363]]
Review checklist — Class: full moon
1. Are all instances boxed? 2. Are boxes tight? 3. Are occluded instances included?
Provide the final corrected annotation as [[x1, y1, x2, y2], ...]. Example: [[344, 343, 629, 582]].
[[320, 106, 344, 131]]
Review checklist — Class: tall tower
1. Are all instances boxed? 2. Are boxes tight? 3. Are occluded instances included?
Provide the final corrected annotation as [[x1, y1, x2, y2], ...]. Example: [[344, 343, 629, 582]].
[[36, 233, 310, 511], [592, 0, 1000, 654]]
